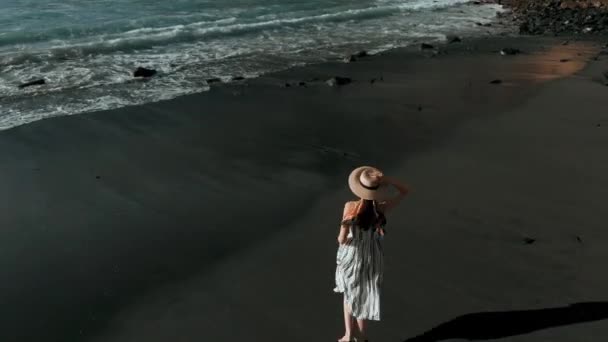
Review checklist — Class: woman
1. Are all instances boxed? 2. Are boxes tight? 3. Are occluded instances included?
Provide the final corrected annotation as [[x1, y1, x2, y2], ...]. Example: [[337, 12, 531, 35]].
[[334, 166, 409, 342]]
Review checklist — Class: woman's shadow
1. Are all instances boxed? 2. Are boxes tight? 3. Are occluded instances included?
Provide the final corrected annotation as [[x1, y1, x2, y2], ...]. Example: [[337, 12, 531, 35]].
[[404, 302, 608, 341]]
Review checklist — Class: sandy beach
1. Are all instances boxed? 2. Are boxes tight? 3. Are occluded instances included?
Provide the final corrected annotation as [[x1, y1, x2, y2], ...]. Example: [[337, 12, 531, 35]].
[[1, 35, 608, 342]]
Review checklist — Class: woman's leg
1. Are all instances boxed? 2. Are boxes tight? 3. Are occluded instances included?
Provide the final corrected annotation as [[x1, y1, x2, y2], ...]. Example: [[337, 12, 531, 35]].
[[339, 298, 355, 341], [356, 319, 368, 341]]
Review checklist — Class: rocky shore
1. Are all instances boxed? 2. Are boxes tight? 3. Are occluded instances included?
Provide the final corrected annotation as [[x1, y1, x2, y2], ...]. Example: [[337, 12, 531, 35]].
[[502, 0, 608, 35]]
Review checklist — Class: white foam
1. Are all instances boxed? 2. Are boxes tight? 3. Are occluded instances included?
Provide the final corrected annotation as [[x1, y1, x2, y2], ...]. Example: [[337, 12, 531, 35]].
[[0, 2, 509, 131]]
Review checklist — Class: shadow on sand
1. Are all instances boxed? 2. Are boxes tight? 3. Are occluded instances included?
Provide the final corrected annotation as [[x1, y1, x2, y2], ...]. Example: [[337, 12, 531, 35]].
[[404, 302, 608, 341]]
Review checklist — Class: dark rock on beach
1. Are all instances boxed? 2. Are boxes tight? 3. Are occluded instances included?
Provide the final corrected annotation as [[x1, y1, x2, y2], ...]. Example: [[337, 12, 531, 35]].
[[326, 77, 352, 87], [447, 35, 462, 43], [344, 50, 369, 63], [18, 78, 46, 89], [133, 67, 156, 78], [420, 43, 435, 50], [206, 78, 222, 84], [232, 76, 245, 81], [490, 79, 503, 84], [500, 48, 521, 55], [507, 0, 608, 35]]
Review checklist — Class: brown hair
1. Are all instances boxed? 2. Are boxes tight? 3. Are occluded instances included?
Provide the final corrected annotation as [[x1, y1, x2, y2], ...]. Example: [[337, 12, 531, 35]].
[[356, 199, 387, 230]]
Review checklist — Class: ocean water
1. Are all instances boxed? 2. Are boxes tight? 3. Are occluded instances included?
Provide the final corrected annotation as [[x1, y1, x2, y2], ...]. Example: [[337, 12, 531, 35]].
[[0, 0, 506, 130]]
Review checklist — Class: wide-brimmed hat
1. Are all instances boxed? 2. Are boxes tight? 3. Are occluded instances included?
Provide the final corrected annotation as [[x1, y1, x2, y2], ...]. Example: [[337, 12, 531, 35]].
[[348, 166, 389, 201]]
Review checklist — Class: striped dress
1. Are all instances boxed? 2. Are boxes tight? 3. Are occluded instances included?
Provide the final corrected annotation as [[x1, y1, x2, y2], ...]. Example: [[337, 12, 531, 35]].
[[333, 201, 385, 321]]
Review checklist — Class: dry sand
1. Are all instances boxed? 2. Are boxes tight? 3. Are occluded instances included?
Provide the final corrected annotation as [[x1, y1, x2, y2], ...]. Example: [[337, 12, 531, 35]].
[[1, 36, 607, 342]]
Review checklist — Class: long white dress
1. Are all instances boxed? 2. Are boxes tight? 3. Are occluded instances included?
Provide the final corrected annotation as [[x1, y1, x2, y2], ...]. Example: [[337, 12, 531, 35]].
[[333, 202, 384, 321]]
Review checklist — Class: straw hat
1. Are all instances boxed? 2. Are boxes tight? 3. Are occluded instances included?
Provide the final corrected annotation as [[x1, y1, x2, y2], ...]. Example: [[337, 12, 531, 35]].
[[348, 166, 389, 201]]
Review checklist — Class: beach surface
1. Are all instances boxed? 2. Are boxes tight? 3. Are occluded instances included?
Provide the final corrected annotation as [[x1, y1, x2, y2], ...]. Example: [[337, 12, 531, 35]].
[[1, 35, 608, 342]]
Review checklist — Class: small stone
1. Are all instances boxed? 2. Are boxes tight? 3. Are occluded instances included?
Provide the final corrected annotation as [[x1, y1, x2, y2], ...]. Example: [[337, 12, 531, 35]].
[[95, 176, 101, 179], [206, 78, 221, 84], [232, 76, 245, 81], [490, 79, 503, 84], [133, 67, 156, 78], [326, 76, 352, 87], [18, 78, 46, 89], [420, 43, 435, 50], [298, 81, 307, 87], [560, 58, 570, 62], [370, 78, 376, 84], [447, 35, 462, 43], [523, 237, 536, 244], [500, 48, 521, 56]]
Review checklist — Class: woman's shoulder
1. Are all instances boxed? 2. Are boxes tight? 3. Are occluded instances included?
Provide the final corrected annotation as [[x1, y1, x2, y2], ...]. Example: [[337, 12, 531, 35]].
[[343, 200, 361, 212], [342, 200, 360, 221]]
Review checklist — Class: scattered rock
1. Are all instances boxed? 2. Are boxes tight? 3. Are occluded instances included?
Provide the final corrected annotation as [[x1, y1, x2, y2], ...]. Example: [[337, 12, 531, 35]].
[[354, 50, 369, 58], [500, 48, 521, 55], [476, 22, 492, 27], [515, 1, 608, 35], [206, 78, 222, 84], [298, 81, 307, 87], [133, 67, 156, 78], [232, 76, 245, 81], [283, 83, 291, 88], [597, 123, 602, 127], [18, 78, 46, 89], [576, 235, 583, 243], [447, 35, 462, 43], [420, 43, 435, 50], [379, 76, 384, 81], [370, 78, 376, 84], [417, 106, 423, 111], [490, 79, 503, 84], [523, 237, 536, 244], [96, 176, 101, 180], [344, 50, 369, 63], [326, 76, 352, 87], [561, 40, 570, 45], [560, 58, 571, 62]]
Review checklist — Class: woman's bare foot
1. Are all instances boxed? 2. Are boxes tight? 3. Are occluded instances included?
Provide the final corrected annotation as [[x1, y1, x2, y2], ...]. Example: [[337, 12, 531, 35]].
[[337, 334, 354, 342], [354, 334, 368, 342]]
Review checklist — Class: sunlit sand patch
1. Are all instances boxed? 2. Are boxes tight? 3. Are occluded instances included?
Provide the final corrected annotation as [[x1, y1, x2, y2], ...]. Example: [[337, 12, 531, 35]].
[[511, 41, 600, 82]]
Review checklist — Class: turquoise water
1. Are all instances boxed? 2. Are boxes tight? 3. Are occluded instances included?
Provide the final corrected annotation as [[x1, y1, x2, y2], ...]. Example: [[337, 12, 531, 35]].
[[0, 0, 505, 129]]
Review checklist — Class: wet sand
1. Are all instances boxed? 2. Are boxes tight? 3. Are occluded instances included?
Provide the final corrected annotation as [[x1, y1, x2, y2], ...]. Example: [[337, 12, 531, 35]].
[[1, 35, 607, 342]]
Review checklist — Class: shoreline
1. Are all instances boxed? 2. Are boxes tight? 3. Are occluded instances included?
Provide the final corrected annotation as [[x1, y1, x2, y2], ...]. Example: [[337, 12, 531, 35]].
[[1, 33, 607, 342], [1, 1, 512, 131]]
